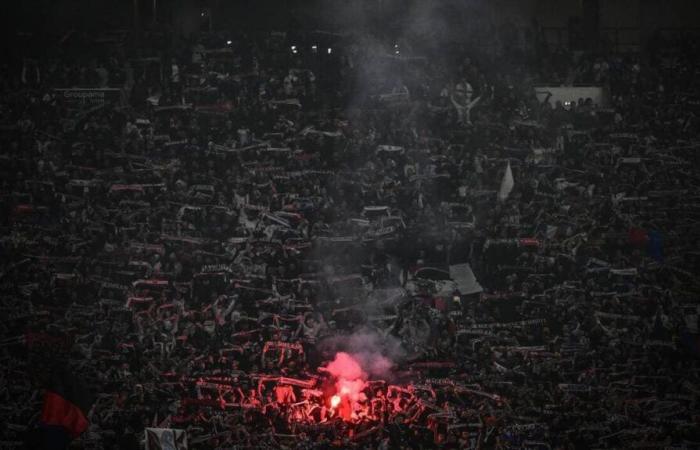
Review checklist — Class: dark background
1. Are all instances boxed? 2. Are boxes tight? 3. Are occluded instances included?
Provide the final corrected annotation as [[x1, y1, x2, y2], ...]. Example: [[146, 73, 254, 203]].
[[4, 0, 700, 52]]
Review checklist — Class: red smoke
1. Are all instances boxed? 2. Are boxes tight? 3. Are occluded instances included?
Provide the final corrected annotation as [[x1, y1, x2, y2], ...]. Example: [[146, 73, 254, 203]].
[[322, 352, 367, 421]]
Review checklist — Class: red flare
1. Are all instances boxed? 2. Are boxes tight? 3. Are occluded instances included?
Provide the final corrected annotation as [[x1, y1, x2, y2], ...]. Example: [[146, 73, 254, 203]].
[[330, 395, 341, 408], [321, 352, 368, 421]]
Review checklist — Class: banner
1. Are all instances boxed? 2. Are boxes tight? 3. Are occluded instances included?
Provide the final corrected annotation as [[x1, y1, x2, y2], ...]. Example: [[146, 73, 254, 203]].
[[54, 88, 124, 108], [534, 86, 608, 108], [469, 319, 546, 330], [145, 428, 187, 450]]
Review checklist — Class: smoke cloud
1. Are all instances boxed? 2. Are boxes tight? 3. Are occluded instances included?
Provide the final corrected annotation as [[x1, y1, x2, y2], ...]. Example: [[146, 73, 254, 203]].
[[324, 351, 365, 381], [319, 327, 405, 380]]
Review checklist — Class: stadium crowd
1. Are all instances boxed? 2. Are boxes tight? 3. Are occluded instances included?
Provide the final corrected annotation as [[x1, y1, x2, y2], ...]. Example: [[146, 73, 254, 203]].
[[1, 25, 700, 450]]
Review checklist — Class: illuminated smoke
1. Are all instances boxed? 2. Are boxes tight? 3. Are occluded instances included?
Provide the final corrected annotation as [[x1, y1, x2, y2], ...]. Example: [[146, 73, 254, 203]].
[[322, 352, 367, 419], [324, 351, 365, 380], [319, 328, 403, 380]]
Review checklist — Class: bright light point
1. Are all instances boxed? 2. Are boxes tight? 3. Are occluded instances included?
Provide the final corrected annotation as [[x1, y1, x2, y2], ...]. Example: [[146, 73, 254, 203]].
[[311, 45, 317, 50], [331, 395, 340, 408], [291, 45, 296, 50], [327, 48, 332, 54], [226, 40, 232, 45]]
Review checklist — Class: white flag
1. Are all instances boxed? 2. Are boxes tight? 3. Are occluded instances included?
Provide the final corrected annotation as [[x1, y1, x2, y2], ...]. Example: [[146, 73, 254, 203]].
[[449, 263, 483, 295], [145, 428, 188, 450], [498, 162, 514, 202]]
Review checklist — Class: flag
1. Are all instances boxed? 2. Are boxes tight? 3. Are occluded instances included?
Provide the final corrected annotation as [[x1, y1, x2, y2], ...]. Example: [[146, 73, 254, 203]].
[[647, 230, 663, 262], [39, 368, 94, 449], [449, 263, 483, 295], [498, 162, 514, 202], [145, 428, 188, 450]]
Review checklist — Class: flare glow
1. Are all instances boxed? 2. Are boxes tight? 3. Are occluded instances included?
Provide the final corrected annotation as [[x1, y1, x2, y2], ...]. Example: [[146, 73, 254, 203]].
[[323, 352, 367, 420]]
